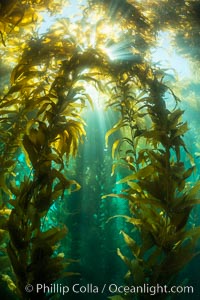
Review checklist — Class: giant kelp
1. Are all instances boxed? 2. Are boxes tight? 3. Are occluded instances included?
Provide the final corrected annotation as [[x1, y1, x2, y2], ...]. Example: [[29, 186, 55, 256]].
[[135, 0, 200, 62], [105, 61, 200, 298], [0, 0, 200, 299], [0, 0, 63, 44], [87, 0, 200, 297], [0, 4, 109, 298], [0, 31, 81, 300], [0, 0, 124, 297]]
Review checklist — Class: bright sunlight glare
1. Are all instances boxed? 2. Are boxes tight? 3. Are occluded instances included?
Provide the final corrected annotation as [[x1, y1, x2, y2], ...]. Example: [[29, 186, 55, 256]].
[[101, 41, 137, 61], [84, 83, 105, 111], [38, 4, 192, 107]]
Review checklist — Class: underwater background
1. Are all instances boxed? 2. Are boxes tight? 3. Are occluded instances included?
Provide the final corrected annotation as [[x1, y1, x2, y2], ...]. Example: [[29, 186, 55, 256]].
[[1, 0, 200, 299]]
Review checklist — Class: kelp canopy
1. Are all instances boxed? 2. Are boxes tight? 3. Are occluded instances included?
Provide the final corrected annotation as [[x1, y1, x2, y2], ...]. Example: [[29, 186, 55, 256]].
[[0, 0, 200, 299]]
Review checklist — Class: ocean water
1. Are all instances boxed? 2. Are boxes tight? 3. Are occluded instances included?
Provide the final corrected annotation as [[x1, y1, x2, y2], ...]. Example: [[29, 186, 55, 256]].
[[0, 1, 200, 300]]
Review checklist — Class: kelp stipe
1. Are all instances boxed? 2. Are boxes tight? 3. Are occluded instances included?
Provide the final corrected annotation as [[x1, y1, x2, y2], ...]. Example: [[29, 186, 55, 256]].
[[0, 5, 91, 298], [0, 61, 83, 299], [105, 64, 200, 299], [0, 4, 120, 297], [0, 1, 115, 297]]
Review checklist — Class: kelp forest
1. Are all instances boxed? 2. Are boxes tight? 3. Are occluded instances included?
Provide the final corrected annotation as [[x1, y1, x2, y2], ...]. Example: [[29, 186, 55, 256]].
[[1, 0, 200, 299]]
